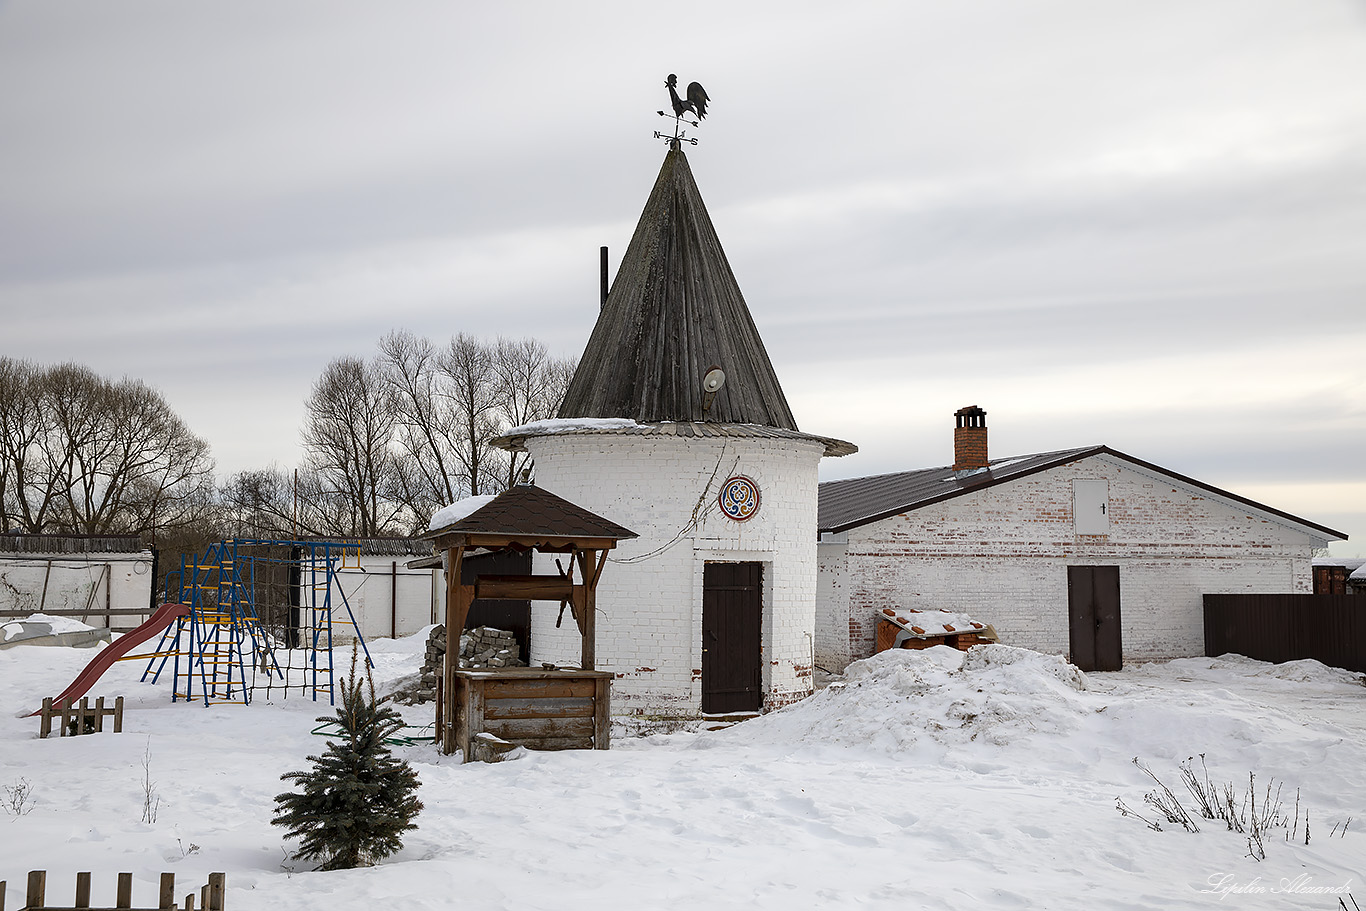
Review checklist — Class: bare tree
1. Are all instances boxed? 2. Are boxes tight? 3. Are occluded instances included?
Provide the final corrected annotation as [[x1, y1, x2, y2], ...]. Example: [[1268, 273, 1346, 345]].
[[0, 358, 62, 532], [488, 337, 577, 489], [219, 467, 299, 539], [377, 330, 462, 521], [295, 334, 577, 534], [300, 357, 407, 537], [0, 359, 214, 535], [438, 333, 501, 498]]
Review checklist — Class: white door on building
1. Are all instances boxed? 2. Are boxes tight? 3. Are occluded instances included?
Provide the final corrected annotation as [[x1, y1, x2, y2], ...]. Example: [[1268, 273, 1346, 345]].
[[1073, 480, 1110, 535]]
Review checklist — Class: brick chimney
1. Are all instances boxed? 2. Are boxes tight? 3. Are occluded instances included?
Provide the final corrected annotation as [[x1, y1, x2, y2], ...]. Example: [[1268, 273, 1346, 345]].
[[953, 405, 988, 471]]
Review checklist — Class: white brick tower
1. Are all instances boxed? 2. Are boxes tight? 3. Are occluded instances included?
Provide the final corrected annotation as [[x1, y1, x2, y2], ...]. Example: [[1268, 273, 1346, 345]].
[[494, 146, 854, 716]]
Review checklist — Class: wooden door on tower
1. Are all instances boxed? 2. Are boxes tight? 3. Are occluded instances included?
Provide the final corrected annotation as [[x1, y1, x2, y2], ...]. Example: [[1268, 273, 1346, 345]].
[[701, 561, 763, 714], [1067, 565, 1122, 671]]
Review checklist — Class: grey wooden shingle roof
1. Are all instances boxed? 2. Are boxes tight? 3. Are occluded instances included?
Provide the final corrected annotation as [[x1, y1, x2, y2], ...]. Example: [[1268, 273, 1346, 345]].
[[818, 446, 1347, 540], [559, 147, 797, 428]]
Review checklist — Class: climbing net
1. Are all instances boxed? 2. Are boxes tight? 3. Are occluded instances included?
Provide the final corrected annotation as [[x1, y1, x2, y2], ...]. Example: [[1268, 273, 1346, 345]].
[[142, 539, 372, 706]]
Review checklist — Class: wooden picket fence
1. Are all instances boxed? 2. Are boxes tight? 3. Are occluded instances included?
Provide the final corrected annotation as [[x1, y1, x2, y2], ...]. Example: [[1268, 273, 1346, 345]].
[[0, 871, 224, 911], [37, 697, 124, 739]]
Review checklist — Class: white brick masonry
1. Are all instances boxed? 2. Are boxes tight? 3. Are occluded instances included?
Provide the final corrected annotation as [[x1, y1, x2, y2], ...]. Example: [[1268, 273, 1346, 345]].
[[818, 453, 1330, 670], [0, 551, 153, 630], [329, 557, 439, 642], [524, 432, 826, 715]]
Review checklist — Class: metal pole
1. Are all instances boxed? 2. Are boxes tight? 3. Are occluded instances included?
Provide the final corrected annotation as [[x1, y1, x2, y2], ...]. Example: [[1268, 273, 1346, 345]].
[[600, 246, 609, 308]]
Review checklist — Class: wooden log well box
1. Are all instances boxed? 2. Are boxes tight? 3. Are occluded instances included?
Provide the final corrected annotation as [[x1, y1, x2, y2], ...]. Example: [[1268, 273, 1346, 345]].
[[453, 667, 611, 761]]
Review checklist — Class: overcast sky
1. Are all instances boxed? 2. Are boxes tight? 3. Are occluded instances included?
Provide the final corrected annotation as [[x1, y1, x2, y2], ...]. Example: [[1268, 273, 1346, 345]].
[[1, 1, 1363, 554]]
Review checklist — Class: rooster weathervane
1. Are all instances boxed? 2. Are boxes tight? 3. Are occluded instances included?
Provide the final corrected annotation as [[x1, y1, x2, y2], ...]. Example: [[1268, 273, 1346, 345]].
[[655, 74, 709, 147]]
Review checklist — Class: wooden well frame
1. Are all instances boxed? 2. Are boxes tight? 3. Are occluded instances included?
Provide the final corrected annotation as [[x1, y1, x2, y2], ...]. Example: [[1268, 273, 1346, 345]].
[[425, 489, 633, 759]]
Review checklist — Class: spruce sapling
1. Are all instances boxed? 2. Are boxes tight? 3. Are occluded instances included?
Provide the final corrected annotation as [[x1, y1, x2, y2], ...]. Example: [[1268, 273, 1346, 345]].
[[272, 643, 423, 870]]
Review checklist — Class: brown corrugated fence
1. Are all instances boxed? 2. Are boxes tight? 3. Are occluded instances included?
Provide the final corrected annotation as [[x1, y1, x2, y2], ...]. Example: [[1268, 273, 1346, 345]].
[[1203, 594, 1366, 672]]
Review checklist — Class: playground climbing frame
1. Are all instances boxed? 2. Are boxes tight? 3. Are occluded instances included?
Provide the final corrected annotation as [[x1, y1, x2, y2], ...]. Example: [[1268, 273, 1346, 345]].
[[142, 539, 372, 706]]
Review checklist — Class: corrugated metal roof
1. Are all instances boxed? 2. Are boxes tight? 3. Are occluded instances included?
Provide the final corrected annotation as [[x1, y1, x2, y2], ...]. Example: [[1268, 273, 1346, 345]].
[[818, 446, 1348, 540], [494, 420, 856, 458], [423, 485, 637, 541], [0, 534, 147, 555], [819, 448, 1096, 533], [558, 147, 798, 428]]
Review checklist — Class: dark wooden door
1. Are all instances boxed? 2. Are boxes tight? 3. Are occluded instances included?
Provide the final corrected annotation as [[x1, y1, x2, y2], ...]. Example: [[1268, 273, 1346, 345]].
[[701, 561, 763, 714], [462, 550, 533, 663], [1067, 565, 1122, 671]]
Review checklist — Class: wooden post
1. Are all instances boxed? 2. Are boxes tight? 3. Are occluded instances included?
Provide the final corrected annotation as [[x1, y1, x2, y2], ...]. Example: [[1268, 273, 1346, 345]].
[[26, 871, 46, 910], [158, 874, 175, 909], [114, 695, 124, 733], [40, 698, 53, 739], [593, 674, 611, 750], [441, 545, 465, 755], [38, 560, 52, 613], [459, 676, 485, 763], [184, 894, 195, 911], [575, 549, 599, 671], [117, 872, 133, 909], [95, 696, 106, 733], [1, 877, 6, 911], [76, 871, 92, 907], [204, 873, 225, 911], [433, 674, 443, 746]]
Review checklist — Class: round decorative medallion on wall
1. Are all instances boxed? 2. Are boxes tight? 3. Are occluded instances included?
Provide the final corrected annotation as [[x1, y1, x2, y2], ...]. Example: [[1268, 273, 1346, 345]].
[[718, 475, 760, 521]]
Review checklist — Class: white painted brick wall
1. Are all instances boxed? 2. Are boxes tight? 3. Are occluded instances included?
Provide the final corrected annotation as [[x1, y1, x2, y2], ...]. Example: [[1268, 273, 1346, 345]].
[[0, 552, 153, 629], [818, 454, 1326, 670], [330, 558, 439, 642], [524, 432, 825, 714], [815, 540, 850, 671]]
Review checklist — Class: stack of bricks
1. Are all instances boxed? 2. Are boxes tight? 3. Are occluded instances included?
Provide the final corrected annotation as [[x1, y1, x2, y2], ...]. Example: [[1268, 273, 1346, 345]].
[[401, 625, 447, 704], [459, 627, 524, 669], [407, 625, 528, 705]]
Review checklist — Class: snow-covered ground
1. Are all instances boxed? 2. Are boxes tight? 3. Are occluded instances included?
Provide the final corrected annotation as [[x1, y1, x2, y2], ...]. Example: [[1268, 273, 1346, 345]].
[[2, 627, 1362, 910]]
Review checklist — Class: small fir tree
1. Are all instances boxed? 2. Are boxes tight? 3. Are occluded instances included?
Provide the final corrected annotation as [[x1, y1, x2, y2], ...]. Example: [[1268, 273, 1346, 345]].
[[273, 644, 423, 870]]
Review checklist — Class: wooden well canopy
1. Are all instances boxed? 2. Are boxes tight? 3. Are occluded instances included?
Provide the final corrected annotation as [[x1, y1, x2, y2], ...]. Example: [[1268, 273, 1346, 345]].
[[422, 485, 636, 754]]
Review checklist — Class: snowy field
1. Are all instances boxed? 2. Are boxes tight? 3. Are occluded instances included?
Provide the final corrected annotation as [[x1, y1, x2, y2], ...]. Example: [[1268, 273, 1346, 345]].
[[2, 627, 1363, 911]]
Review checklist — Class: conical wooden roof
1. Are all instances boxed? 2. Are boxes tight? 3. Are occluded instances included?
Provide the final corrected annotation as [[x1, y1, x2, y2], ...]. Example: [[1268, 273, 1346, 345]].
[[559, 147, 798, 428]]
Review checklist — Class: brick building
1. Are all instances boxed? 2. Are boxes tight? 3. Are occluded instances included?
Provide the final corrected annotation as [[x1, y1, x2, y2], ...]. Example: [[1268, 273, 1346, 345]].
[[816, 407, 1346, 672], [494, 145, 854, 716]]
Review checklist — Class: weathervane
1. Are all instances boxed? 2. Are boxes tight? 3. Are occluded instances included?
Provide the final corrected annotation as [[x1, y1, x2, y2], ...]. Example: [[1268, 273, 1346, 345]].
[[654, 74, 709, 147]]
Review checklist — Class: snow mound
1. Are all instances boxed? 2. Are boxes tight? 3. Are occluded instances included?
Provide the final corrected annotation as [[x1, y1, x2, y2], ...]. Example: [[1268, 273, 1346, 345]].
[[1137, 654, 1365, 687], [1246, 656, 1363, 686], [712, 645, 1093, 753], [15, 613, 99, 635]]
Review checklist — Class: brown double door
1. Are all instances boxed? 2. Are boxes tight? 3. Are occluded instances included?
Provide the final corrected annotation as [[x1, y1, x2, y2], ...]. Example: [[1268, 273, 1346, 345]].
[[701, 561, 763, 714], [1067, 565, 1122, 671]]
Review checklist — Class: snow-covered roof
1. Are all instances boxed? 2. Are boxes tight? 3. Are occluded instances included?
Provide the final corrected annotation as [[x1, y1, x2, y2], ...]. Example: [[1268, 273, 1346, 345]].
[[492, 419, 856, 458], [1312, 556, 1366, 574], [876, 608, 988, 638], [428, 495, 497, 532]]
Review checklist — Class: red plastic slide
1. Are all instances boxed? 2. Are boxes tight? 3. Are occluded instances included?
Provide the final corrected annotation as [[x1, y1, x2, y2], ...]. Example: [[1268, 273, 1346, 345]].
[[29, 602, 191, 716]]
